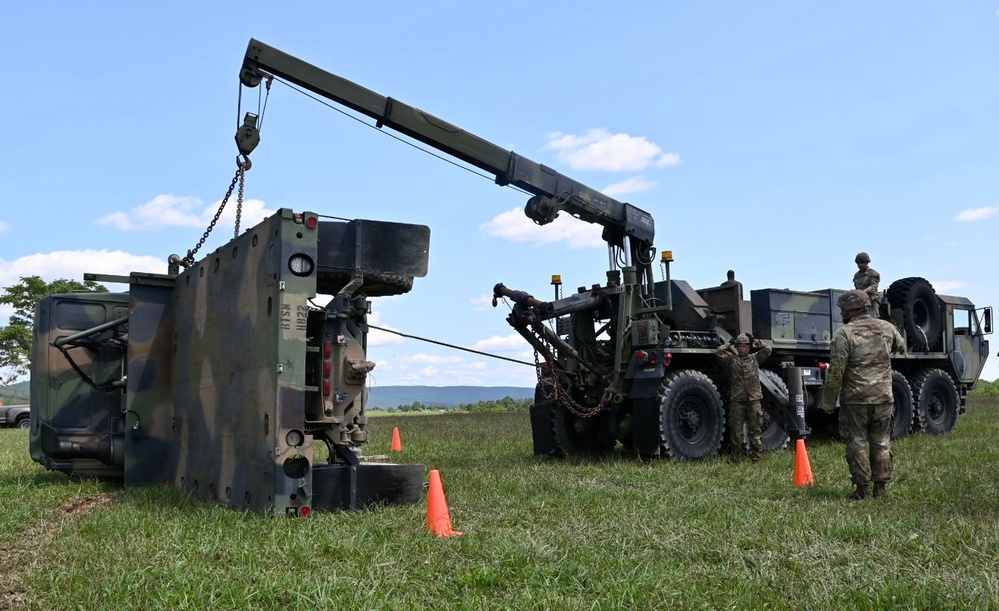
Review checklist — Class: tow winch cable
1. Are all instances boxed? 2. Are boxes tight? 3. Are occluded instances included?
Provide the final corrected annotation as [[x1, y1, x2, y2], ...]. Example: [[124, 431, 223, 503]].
[[368, 324, 533, 367]]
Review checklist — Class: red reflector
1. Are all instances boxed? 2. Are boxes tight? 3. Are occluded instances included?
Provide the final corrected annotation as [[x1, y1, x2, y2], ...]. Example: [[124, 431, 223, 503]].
[[299, 506, 311, 517], [663, 352, 673, 367], [324, 360, 332, 377], [324, 341, 332, 358], [818, 362, 828, 371], [635, 350, 647, 363], [323, 380, 331, 396], [305, 216, 318, 229], [649, 352, 658, 365]]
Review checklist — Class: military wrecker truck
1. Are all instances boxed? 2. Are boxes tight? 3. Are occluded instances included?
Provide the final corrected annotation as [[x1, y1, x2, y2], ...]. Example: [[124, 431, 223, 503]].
[[224, 40, 990, 461]]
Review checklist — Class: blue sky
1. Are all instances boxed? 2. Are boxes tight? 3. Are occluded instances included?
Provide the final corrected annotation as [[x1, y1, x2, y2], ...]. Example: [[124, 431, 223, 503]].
[[2, 2, 997, 385]]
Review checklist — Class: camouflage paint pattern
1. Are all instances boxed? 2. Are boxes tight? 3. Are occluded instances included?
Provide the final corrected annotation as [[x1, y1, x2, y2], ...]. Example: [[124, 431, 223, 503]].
[[853, 267, 881, 309], [839, 402, 893, 484], [30, 291, 130, 479], [30, 208, 430, 515], [821, 314, 905, 409], [715, 340, 771, 457], [714, 340, 772, 400], [728, 399, 763, 458]]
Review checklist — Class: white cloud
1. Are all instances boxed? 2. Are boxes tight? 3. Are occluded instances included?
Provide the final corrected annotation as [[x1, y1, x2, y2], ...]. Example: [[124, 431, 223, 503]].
[[469, 294, 495, 311], [0, 250, 167, 290], [472, 334, 527, 351], [954, 207, 997, 222], [481, 207, 604, 249], [545, 129, 681, 172], [367, 311, 405, 346], [603, 176, 657, 198], [0, 249, 167, 322], [97, 194, 275, 231], [400, 353, 463, 365], [0, 220, 8, 233]]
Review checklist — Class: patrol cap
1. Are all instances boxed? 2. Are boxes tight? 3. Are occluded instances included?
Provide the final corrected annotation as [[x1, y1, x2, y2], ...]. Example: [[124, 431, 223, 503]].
[[855, 252, 871, 263], [837, 289, 871, 311], [733, 334, 751, 345]]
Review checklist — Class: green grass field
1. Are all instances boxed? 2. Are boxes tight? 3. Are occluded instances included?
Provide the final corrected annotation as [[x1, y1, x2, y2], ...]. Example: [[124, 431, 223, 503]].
[[2, 399, 998, 610]]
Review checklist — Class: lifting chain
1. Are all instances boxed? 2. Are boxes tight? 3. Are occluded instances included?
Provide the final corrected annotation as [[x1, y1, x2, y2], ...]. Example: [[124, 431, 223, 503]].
[[182, 155, 250, 267], [532, 321, 607, 418]]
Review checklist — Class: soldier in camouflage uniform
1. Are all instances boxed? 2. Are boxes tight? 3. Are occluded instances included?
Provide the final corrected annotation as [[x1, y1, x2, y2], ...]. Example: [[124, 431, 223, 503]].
[[853, 252, 881, 316], [715, 333, 773, 462], [821, 289, 906, 500]]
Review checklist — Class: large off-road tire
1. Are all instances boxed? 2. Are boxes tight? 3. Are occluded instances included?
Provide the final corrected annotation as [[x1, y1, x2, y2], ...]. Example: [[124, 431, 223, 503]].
[[552, 402, 616, 458], [317, 271, 415, 298], [890, 370, 914, 440], [756, 370, 790, 452], [658, 370, 725, 461], [912, 368, 959, 435], [886, 277, 942, 352]]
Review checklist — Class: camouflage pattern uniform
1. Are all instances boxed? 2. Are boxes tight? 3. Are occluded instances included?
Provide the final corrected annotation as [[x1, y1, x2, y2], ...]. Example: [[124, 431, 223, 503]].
[[822, 290, 905, 498], [853, 252, 881, 314], [715, 335, 772, 461]]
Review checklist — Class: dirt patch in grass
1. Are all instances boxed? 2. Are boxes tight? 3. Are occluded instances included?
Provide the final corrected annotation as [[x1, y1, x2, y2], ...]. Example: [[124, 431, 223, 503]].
[[0, 492, 120, 610]]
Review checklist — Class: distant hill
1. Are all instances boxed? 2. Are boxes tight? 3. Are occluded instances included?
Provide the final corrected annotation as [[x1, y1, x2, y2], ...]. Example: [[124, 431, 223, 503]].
[[367, 386, 533, 409], [0, 382, 533, 410], [0, 380, 29, 405]]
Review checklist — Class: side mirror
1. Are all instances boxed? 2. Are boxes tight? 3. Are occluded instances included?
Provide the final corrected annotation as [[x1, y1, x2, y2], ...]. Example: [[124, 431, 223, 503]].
[[983, 307, 993, 335]]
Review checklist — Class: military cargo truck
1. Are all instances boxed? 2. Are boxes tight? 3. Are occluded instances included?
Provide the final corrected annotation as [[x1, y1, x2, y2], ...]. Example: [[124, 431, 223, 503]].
[[29, 210, 430, 515]]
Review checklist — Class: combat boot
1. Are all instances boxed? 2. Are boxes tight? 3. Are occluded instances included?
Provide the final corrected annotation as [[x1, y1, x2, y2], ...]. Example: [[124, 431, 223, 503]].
[[729, 449, 744, 464], [848, 483, 869, 501], [750, 449, 763, 463], [872, 482, 887, 498]]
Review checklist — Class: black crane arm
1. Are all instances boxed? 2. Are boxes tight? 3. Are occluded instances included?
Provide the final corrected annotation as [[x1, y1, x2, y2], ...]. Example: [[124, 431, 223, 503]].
[[238, 38, 655, 249]]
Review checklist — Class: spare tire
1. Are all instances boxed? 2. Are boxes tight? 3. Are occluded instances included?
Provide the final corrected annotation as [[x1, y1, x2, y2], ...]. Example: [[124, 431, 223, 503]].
[[886, 277, 942, 351]]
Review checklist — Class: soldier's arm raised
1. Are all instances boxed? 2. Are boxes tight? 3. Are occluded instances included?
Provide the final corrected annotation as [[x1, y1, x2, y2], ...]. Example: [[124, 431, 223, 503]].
[[755, 340, 773, 364]]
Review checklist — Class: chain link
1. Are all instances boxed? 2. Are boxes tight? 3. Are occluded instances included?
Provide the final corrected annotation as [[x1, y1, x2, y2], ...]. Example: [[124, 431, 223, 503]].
[[234, 163, 245, 239], [183, 156, 249, 267], [533, 322, 607, 418]]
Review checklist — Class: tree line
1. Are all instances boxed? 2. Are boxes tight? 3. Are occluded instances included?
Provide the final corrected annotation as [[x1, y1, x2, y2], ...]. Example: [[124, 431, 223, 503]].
[[371, 396, 533, 413]]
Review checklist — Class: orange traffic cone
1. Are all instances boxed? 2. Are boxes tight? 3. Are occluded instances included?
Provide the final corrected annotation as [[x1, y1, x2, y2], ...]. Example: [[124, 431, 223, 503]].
[[426, 469, 464, 537], [391, 427, 402, 452], [794, 438, 815, 487]]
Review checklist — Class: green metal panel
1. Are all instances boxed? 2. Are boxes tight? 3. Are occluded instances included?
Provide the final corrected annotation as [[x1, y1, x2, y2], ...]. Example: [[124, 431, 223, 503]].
[[169, 208, 319, 516]]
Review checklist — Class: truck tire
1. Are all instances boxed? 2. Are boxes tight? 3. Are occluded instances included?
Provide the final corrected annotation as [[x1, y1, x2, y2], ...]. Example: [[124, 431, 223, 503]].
[[756, 370, 790, 452], [552, 402, 615, 457], [658, 370, 725, 461], [890, 370, 914, 440], [16, 416, 31, 430], [886, 277, 942, 352], [912, 368, 959, 435], [317, 271, 414, 297]]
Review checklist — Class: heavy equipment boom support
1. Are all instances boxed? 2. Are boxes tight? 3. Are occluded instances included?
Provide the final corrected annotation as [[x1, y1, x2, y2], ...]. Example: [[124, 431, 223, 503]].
[[239, 39, 655, 250]]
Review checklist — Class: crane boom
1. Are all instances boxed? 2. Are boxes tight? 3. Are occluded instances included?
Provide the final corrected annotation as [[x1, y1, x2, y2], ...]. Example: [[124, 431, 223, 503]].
[[238, 38, 655, 250]]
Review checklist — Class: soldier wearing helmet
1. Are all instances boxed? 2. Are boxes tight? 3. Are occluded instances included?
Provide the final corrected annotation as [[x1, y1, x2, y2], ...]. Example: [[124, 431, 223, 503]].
[[821, 289, 905, 500], [853, 252, 881, 316], [715, 332, 772, 463]]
